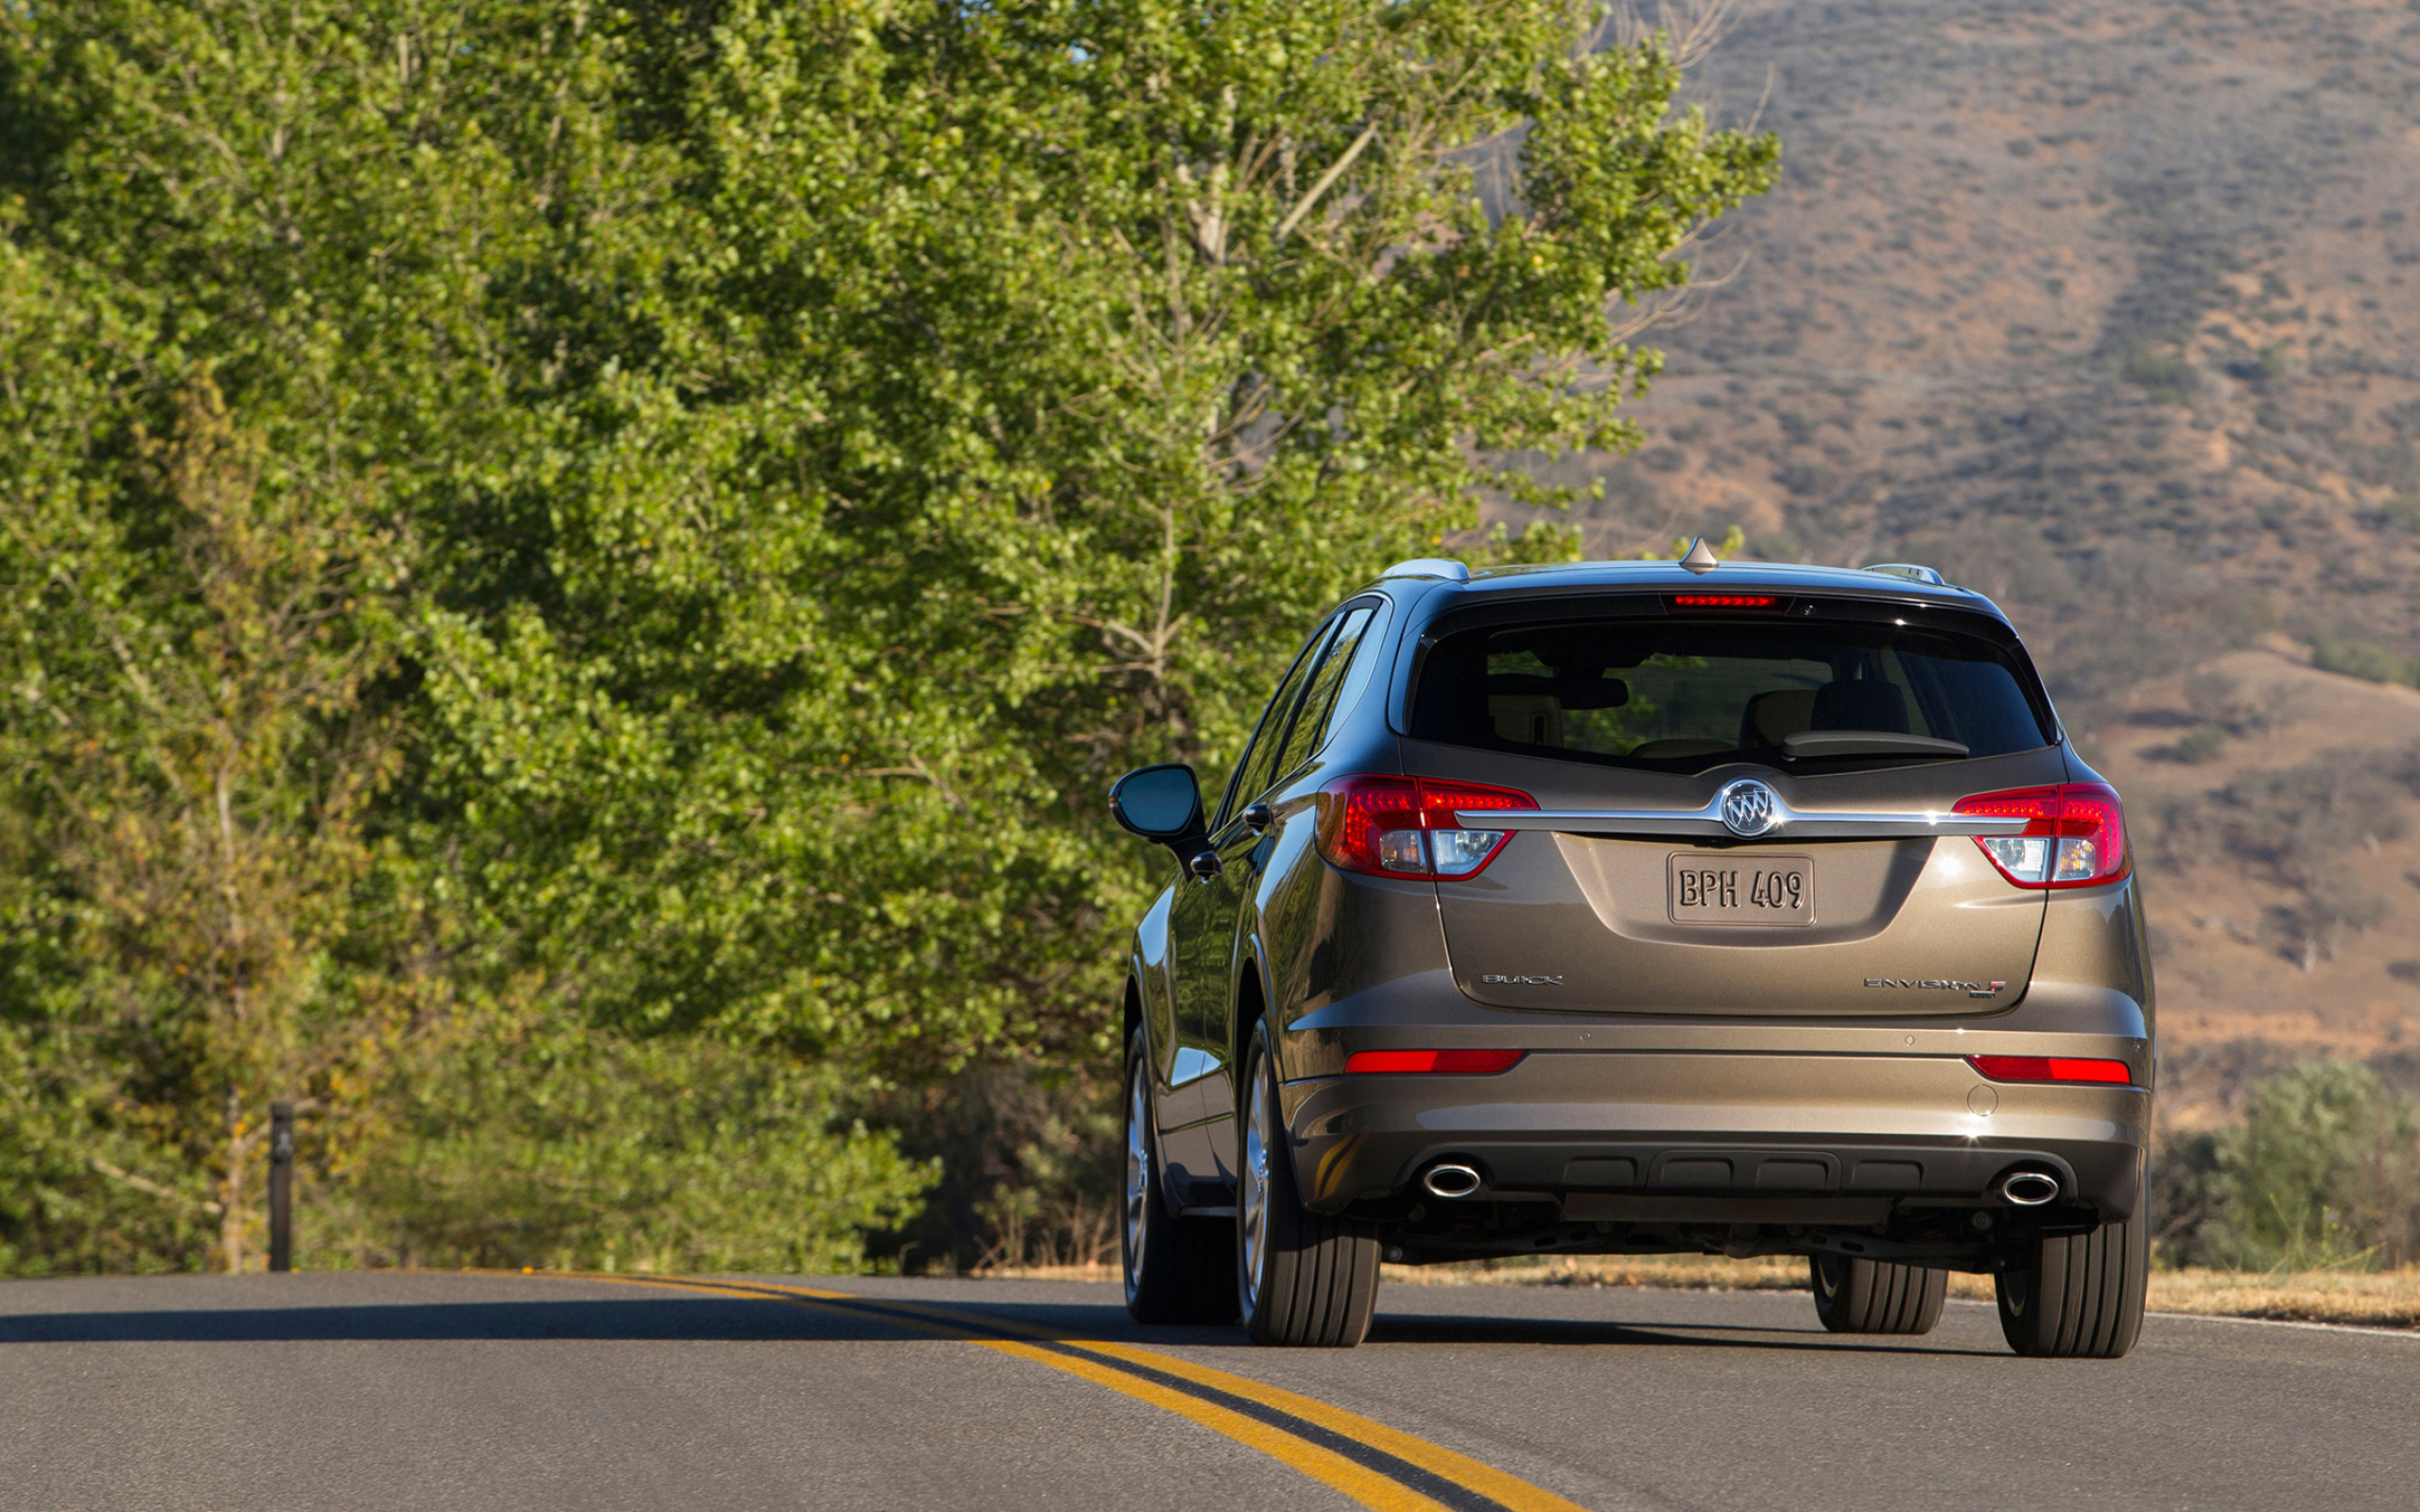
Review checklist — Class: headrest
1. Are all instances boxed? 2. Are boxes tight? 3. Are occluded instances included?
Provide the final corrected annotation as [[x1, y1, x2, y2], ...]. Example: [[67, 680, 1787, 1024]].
[[1740, 689, 1817, 747], [1810, 679, 1910, 734]]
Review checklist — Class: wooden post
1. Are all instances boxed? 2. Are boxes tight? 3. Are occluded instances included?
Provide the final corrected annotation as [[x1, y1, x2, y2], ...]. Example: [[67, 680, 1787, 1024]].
[[268, 1101, 294, 1273]]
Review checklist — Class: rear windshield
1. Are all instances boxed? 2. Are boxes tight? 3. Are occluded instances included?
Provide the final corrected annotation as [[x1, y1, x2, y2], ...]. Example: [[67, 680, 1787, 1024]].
[[1410, 614, 2055, 772]]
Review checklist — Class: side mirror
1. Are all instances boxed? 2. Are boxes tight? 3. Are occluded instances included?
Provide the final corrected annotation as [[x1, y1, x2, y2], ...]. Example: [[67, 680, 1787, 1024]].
[[1109, 764, 1205, 843], [1111, 765, 1222, 876]]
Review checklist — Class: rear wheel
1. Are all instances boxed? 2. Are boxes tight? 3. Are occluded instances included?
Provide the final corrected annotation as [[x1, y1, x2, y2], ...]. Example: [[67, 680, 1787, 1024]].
[[1809, 1254, 1946, 1335], [1236, 1022, 1379, 1347], [1122, 1033, 1236, 1326], [1996, 1214, 2147, 1359]]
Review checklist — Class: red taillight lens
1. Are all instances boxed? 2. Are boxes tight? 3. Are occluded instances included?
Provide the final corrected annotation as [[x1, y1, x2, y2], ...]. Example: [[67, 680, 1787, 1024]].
[[1952, 782, 2130, 889], [1967, 1055, 2135, 1086], [1315, 776, 1537, 880], [1343, 1049, 1527, 1074]]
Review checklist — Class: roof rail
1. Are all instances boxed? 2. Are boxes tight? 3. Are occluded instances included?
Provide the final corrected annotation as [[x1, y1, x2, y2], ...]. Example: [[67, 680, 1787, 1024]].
[[1378, 558, 1471, 583], [1859, 562, 1947, 586]]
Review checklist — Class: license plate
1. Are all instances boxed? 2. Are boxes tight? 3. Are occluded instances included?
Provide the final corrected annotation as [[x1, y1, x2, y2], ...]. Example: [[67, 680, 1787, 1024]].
[[1668, 852, 1814, 925]]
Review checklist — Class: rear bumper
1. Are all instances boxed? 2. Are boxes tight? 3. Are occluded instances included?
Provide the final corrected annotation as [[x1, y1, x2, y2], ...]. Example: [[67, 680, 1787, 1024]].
[[1284, 1049, 2150, 1222]]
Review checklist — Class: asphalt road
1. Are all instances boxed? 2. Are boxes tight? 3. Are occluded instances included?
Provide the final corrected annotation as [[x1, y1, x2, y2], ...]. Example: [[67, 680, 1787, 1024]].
[[2, 1270, 2412, 1512]]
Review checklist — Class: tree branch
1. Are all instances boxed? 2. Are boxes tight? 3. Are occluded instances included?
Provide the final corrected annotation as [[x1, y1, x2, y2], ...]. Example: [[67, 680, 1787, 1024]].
[[1274, 125, 1378, 243]]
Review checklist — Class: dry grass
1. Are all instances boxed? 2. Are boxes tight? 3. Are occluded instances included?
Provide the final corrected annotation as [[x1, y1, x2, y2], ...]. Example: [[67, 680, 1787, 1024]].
[[1376, 1254, 2420, 1330], [2141, 1267, 2420, 1331], [970, 1262, 1115, 1282]]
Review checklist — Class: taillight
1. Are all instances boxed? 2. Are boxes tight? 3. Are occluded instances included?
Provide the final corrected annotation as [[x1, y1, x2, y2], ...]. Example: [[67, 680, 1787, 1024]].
[[1952, 782, 2130, 889], [1967, 1055, 2135, 1086], [1314, 776, 1537, 880], [1343, 1049, 1527, 1074]]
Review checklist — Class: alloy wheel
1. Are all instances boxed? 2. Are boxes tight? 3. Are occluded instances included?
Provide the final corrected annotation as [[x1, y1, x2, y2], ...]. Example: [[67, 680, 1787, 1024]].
[[1238, 1050, 1271, 1316], [1124, 1072, 1150, 1305]]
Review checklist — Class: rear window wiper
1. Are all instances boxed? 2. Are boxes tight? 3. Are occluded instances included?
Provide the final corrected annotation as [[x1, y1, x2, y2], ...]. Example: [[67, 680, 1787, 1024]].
[[1782, 730, 1970, 761]]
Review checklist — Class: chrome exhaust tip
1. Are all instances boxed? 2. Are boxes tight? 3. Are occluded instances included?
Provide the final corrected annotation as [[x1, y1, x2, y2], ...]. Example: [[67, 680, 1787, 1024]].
[[1421, 1162, 1484, 1199], [1997, 1170, 2061, 1207]]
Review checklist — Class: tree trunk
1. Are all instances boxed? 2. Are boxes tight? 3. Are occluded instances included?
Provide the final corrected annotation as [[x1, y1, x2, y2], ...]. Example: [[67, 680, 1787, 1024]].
[[218, 1090, 249, 1273]]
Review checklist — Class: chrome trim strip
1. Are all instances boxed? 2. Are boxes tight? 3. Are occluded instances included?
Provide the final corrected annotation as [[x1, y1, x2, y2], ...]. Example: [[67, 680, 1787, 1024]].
[[1458, 799, 2031, 839]]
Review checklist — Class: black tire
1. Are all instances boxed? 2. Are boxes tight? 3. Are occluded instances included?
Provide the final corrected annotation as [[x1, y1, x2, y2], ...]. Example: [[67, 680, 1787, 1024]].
[[1809, 1253, 1947, 1335], [1122, 1033, 1237, 1326], [1236, 1022, 1379, 1347], [1996, 1214, 2147, 1359]]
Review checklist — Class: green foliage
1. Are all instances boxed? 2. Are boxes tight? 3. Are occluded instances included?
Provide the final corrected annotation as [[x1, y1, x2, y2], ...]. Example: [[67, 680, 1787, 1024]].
[[317, 1011, 935, 1275], [2194, 1062, 2420, 1271], [1478, 517, 1592, 566], [0, 1017, 221, 1275], [2309, 635, 2418, 688], [2121, 346, 2201, 406], [0, 0, 1775, 1272], [1, 368, 419, 1271]]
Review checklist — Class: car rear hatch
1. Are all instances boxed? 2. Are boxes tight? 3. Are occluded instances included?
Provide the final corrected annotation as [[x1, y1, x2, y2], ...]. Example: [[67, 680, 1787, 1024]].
[[1400, 591, 2068, 1017]]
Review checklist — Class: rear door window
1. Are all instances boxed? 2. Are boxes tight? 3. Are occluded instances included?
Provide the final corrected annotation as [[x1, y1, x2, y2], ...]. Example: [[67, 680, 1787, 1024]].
[[1275, 607, 1376, 776], [1410, 613, 2052, 772], [1218, 621, 1338, 826]]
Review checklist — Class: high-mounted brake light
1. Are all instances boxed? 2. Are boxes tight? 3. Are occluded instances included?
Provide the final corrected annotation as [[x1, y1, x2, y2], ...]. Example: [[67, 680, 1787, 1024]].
[[1967, 1055, 2135, 1086], [1344, 1049, 1527, 1075], [1951, 782, 2130, 889], [1314, 776, 1537, 880], [1669, 593, 1780, 611]]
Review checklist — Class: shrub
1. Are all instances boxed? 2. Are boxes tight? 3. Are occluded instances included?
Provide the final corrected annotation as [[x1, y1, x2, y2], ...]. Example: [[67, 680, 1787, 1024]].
[[2173, 725, 2228, 764], [2122, 347, 2201, 406], [2196, 1062, 2420, 1270], [315, 1023, 937, 1275], [2309, 636, 2416, 686]]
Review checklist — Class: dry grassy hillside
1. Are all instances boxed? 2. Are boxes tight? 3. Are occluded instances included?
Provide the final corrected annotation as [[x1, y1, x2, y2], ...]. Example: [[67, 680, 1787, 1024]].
[[2105, 645, 2420, 1123], [1507, 0, 2420, 1117]]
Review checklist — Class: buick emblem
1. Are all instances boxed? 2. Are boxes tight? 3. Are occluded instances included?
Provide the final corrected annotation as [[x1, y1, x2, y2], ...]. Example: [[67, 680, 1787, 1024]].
[[1718, 779, 1779, 837]]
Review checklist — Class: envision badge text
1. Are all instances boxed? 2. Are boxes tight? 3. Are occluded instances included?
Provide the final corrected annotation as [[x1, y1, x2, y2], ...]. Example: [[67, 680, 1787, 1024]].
[[1866, 977, 2007, 999], [1482, 973, 1564, 986]]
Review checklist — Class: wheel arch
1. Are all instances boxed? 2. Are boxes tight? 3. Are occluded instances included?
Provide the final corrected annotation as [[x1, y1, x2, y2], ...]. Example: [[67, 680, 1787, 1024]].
[[1232, 946, 1275, 1110], [1126, 885, 1178, 1090]]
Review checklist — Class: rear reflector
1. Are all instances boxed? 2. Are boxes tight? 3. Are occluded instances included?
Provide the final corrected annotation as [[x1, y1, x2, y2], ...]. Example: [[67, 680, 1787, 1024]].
[[1343, 1049, 1527, 1075], [1952, 782, 2130, 889], [1967, 1055, 2135, 1086]]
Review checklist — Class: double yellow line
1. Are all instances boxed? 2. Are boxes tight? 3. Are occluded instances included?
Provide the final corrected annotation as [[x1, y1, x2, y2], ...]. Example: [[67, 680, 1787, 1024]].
[[554, 1271, 1588, 1512]]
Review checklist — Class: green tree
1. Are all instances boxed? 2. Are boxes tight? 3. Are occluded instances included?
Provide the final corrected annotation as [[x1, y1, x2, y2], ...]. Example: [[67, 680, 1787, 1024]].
[[3, 0, 1776, 1271], [413, 0, 1778, 1068], [2, 369, 412, 1270]]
